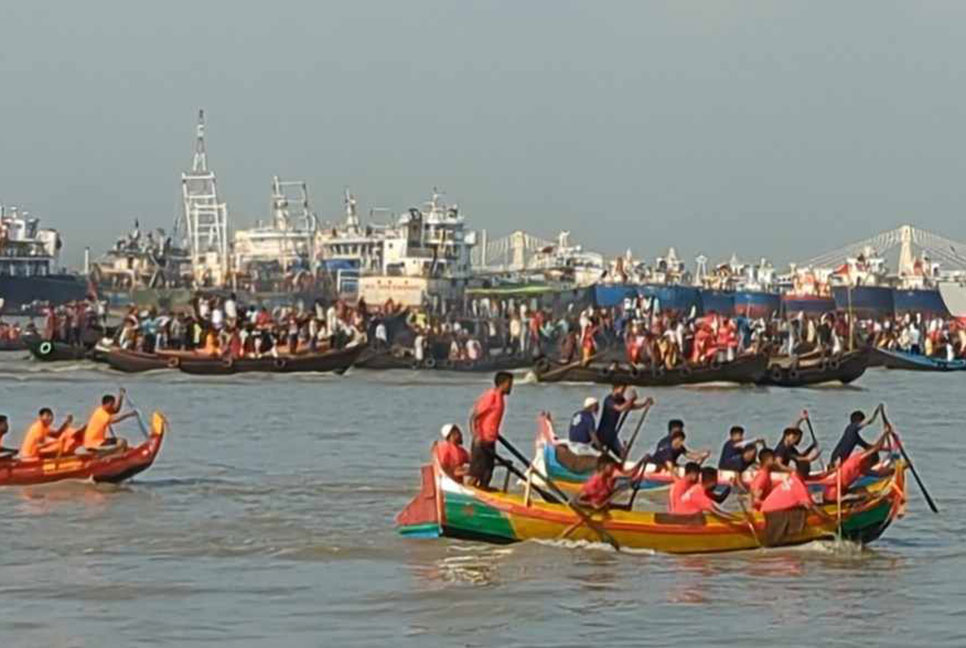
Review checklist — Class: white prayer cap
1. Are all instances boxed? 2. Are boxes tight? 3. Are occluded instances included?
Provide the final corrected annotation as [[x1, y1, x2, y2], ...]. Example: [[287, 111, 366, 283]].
[[440, 424, 458, 439], [583, 397, 599, 409]]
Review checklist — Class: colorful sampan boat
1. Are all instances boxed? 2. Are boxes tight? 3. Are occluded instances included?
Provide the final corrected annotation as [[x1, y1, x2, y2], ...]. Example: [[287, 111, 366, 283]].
[[396, 453, 908, 554], [0, 412, 167, 486]]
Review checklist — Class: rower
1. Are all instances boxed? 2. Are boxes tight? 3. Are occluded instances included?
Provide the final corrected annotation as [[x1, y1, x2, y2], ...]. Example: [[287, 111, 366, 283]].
[[19, 408, 73, 461], [829, 406, 880, 466], [774, 425, 819, 472], [83, 389, 137, 452], [749, 448, 777, 510], [668, 461, 701, 513], [468, 371, 513, 490], [596, 384, 651, 459], [717, 426, 764, 473], [0, 415, 17, 458], [676, 467, 727, 515], [435, 424, 469, 482], [822, 426, 895, 503], [577, 454, 619, 510], [568, 397, 600, 447], [760, 461, 832, 520], [649, 420, 710, 473]]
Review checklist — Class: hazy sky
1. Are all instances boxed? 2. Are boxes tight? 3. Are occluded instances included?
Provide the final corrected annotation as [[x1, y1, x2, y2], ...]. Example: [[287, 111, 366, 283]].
[[2, 1, 966, 268]]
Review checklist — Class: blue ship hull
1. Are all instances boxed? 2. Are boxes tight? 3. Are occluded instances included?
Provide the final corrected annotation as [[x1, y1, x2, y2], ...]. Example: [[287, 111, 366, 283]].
[[734, 290, 781, 319], [699, 289, 734, 316], [591, 284, 702, 316], [0, 274, 89, 314], [832, 286, 895, 318], [892, 289, 949, 318], [781, 294, 837, 315]]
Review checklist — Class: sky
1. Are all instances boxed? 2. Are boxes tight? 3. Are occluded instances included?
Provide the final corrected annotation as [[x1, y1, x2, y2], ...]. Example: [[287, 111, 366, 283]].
[[2, 1, 966, 269]]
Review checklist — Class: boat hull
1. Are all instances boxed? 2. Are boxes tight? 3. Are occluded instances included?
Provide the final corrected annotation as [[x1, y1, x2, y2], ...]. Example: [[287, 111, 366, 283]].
[[177, 345, 364, 375], [872, 347, 966, 371], [396, 461, 906, 554], [534, 353, 768, 387], [355, 348, 532, 372], [757, 349, 869, 387], [0, 412, 166, 486]]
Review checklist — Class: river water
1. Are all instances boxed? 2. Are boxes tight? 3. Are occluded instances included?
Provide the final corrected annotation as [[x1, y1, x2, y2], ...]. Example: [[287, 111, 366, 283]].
[[0, 355, 962, 647]]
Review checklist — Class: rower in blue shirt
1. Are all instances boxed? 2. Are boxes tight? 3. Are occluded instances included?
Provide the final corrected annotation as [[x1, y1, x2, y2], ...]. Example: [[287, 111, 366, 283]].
[[829, 406, 881, 466], [568, 397, 600, 446], [718, 425, 765, 472], [596, 384, 652, 458]]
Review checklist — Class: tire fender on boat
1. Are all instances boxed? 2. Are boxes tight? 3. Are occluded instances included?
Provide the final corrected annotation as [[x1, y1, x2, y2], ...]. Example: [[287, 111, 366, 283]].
[[424, 357, 438, 369], [829, 355, 841, 371], [38, 341, 53, 356], [166, 356, 180, 369], [599, 365, 613, 379], [534, 357, 551, 374], [273, 357, 286, 370], [769, 365, 784, 382]]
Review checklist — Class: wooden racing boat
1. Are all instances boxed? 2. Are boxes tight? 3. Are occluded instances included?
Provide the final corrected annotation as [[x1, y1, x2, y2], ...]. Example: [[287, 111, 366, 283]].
[[532, 352, 768, 387], [872, 347, 966, 372], [757, 349, 869, 387], [0, 411, 167, 486], [176, 344, 365, 375], [396, 456, 907, 553]]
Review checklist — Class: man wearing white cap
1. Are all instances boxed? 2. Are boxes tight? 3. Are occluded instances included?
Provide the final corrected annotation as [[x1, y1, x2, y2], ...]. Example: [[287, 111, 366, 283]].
[[434, 423, 469, 482], [568, 397, 600, 447]]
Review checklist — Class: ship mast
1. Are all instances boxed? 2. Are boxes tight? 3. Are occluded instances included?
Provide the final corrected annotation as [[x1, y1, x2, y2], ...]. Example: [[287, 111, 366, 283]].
[[179, 109, 230, 288]]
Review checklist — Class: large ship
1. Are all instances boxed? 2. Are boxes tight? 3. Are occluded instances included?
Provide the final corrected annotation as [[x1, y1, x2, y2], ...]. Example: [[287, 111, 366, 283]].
[[0, 204, 88, 314]]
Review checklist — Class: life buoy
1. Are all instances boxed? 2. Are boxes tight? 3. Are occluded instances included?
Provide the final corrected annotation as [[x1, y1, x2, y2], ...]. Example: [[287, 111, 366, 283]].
[[534, 357, 551, 373], [424, 357, 438, 369], [166, 356, 180, 369], [38, 341, 53, 356], [274, 357, 287, 370], [769, 365, 784, 382]]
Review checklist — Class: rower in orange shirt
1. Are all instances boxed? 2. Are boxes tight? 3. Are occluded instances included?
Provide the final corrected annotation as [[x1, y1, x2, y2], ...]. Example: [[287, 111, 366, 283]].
[[19, 408, 74, 460], [748, 448, 777, 510], [667, 462, 701, 513], [760, 461, 833, 521], [83, 389, 137, 451], [434, 424, 470, 482]]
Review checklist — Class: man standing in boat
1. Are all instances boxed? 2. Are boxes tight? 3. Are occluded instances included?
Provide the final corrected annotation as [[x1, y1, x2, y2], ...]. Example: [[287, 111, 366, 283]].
[[468, 372, 514, 489], [829, 406, 881, 466], [596, 385, 652, 459]]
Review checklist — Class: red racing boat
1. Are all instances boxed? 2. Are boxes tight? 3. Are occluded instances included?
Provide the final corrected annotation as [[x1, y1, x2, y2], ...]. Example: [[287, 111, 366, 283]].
[[0, 411, 167, 486]]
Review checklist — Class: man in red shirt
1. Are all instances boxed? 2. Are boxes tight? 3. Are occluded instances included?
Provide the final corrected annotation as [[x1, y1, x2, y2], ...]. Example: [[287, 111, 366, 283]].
[[468, 371, 513, 489], [667, 462, 701, 513], [434, 424, 469, 482], [749, 447, 777, 510], [761, 461, 833, 520], [677, 467, 727, 515], [821, 427, 894, 502], [578, 455, 619, 509]]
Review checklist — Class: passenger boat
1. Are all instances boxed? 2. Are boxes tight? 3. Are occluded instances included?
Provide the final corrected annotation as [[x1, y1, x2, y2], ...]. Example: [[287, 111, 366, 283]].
[[0, 412, 167, 486], [532, 353, 768, 387], [872, 347, 966, 372], [395, 456, 907, 553], [105, 349, 184, 373], [176, 344, 365, 375], [355, 348, 532, 372], [757, 349, 869, 387]]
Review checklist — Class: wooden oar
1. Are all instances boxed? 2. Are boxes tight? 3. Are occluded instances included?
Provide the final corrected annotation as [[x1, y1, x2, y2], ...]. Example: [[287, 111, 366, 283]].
[[120, 388, 151, 440], [497, 434, 620, 550], [802, 410, 826, 471], [492, 454, 560, 504], [733, 491, 761, 548], [619, 401, 653, 464], [880, 407, 939, 514]]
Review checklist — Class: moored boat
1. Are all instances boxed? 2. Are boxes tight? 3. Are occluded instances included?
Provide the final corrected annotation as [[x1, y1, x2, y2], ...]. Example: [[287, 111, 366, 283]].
[[532, 353, 768, 387], [105, 349, 185, 373], [0, 411, 166, 486], [177, 344, 365, 375], [757, 349, 869, 387], [395, 457, 907, 553], [872, 347, 966, 372], [27, 337, 93, 362]]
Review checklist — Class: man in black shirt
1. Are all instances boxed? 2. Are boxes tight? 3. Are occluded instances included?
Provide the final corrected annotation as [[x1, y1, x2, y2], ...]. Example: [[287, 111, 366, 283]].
[[774, 424, 820, 471], [829, 406, 881, 466], [718, 425, 764, 473]]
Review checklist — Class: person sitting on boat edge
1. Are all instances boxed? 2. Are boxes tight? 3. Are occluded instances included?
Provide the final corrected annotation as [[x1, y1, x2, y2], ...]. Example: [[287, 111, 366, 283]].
[[84, 389, 138, 452], [668, 461, 701, 513], [435, 424, 469, 482], [568, 397, 600, 447], [820, 426, 895, 503], [676, 467, 728, 515], [829, 406, 881, 467], [468, 371, 514, 490], [596, 385, 652, 459], [760, 460, 832, 521], [749, 448, 777, 510], [718, 425, 764, 473], [19, 408, 74, 461], [648, 420, 711, 473], [577, 454, 620, 510]]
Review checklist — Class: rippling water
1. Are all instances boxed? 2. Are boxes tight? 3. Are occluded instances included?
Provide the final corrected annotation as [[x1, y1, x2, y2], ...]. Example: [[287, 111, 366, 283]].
[[0, 354, 962, 647]]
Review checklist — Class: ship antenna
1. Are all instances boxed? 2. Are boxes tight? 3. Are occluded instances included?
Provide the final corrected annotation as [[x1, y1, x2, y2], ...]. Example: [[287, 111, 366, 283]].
[[193, 109, 208, 173]]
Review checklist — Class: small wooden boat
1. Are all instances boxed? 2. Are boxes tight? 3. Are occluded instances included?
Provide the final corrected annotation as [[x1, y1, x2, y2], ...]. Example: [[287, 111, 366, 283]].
[[176, 344, 365, 375], [27, 338, 92, 362], [757, 349, 869, 387], [105, 349, 190, 373], [532, 353, 768, 387], [872, 347, 966, 372], [396, 457, 907, 553], [0, 412, 167, 486], [356, 348, 532, 372]]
